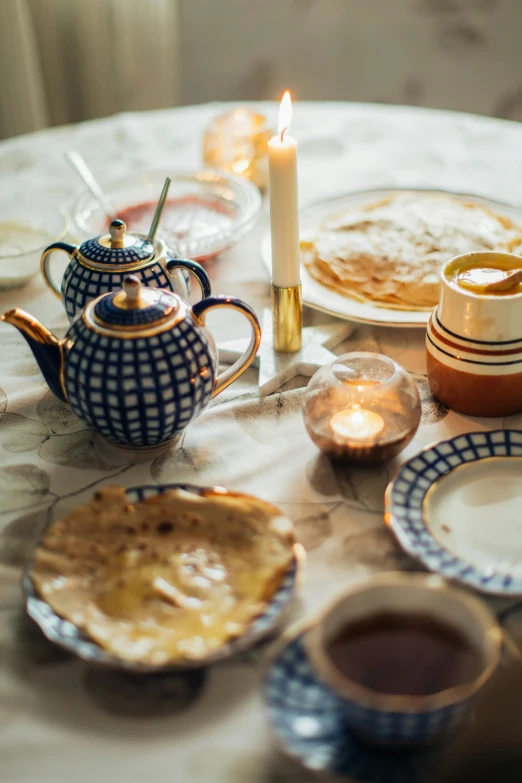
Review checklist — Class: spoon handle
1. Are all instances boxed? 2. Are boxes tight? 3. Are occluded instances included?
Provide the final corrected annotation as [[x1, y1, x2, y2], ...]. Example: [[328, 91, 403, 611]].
[[65, 151, 115, 219], [485, 269, 522, 292], [147, 177, 172, 244]]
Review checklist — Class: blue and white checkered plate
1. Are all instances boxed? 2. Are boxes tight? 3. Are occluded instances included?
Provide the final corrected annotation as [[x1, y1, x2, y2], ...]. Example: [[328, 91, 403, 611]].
[[264, 624, 443, 783], [24, 484, 302, 672], [386, 430, 522, 596]]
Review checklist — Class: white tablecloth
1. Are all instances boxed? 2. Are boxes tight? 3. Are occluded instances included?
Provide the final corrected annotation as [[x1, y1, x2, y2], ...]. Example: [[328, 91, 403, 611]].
[[1, 102, 522, 782]]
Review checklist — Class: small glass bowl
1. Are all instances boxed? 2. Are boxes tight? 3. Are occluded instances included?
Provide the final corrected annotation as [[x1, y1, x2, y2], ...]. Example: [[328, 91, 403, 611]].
[[303, 353, 421, 463], [0, 196, 69, 290], [73, 169, 262, 262], [203, 107, 274, 191]]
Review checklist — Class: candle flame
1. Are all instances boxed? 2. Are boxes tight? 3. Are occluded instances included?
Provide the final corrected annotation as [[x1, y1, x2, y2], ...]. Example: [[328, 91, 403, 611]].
[[278, 91, 293, 142], [330, 408, 384, 441], [348, 410, 365, 429]]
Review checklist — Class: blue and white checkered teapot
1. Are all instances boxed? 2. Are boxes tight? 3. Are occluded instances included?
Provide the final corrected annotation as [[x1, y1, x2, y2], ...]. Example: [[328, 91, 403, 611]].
[[2, 276, 261, 449], [40, 219, 211, 322]]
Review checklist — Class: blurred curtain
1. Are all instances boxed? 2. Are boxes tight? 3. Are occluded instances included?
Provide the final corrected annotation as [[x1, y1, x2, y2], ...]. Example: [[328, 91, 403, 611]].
[[0, 0, 180, 140], [0, 0, 49, 139]]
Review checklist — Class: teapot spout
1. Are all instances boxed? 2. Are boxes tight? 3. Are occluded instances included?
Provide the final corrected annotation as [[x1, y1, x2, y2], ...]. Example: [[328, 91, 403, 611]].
[[1, 309, 67, 401]]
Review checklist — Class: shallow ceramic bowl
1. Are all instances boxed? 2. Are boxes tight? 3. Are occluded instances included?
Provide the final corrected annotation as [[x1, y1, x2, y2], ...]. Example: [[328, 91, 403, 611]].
[[0, 196, 69, 289], [73, 169, 262, 261], [24, 484, 302, 672]]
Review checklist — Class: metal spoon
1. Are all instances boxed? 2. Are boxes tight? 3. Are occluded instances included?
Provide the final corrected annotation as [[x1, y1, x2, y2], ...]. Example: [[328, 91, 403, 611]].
[[147, 176, 172, 244], [64, 151, 115, 219]]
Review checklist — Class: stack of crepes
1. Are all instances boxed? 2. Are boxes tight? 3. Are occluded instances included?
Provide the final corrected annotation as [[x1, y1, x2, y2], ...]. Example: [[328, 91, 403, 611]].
[[31, 486, 295, 665], [302, 193, 522, 310]]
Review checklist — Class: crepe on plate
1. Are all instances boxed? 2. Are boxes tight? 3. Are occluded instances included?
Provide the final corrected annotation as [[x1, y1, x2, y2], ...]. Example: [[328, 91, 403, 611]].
[[302, 193, 522, 310], [31, 486, 295, 665]]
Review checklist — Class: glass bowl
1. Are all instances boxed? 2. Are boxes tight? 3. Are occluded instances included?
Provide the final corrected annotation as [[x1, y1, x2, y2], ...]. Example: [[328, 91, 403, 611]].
[[0, 196, 69, 290], [73, 169, 262, 262], [203, 107, 274, 190], [303, 352, 421, 463]]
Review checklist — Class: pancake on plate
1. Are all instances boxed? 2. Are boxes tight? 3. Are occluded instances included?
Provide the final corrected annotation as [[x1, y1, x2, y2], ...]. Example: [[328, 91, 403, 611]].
[[31, 486, 295, 665], [302, 193, 521, 310]]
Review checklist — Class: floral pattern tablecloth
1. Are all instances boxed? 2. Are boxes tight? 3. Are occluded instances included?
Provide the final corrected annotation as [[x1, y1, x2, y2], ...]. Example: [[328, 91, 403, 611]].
[[1, 102, 522, 782]]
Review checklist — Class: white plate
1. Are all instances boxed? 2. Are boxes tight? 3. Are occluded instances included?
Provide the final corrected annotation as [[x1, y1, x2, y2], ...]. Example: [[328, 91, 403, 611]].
[[426, 458, 522, 580], [261, 188, 522, 328], [385, 430, 522, 595]]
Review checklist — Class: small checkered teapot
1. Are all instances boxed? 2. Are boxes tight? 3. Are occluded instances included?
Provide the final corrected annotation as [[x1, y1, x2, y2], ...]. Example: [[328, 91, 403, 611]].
[[40, 218, 211, 322], [1, 276, 260, 449]]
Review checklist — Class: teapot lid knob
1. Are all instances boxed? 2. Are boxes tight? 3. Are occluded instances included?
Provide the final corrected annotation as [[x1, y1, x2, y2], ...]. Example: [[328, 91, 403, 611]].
[[109, 219, 126, 247], [122, 275, 142, 307]]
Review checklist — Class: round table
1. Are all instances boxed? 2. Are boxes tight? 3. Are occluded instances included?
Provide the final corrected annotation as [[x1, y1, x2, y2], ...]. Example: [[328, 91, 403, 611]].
[[1, 102, 522, 783]]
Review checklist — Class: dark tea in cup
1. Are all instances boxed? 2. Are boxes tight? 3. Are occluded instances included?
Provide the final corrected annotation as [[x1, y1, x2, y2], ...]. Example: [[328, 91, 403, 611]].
[[306, 573, 502, 746], [325, 611, 483, 697]]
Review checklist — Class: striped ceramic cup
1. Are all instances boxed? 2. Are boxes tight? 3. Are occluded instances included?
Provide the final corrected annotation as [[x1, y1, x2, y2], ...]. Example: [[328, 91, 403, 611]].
[[427, 251, 522, 417]]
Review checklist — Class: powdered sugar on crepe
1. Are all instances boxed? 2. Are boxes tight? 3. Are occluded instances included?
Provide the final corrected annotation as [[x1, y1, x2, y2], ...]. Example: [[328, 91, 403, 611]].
[[303, 193, 521, 310]]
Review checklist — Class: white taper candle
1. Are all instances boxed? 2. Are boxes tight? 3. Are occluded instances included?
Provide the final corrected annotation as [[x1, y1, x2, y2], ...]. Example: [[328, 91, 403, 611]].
[[268, 92, 300, 289]]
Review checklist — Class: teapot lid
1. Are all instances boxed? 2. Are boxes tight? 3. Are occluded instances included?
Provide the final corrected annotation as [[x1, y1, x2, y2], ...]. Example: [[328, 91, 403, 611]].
[[78, 219, 154, 268], [83, 275, 185, 336]]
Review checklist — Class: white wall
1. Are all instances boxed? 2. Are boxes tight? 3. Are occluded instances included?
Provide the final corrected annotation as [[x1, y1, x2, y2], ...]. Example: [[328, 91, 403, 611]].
[[180, 0, 522, 119], [4, 0, 522, 140]]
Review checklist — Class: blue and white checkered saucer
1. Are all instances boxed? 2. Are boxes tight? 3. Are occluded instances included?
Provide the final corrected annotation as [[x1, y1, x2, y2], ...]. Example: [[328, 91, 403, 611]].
[[386, 430, 522, 596], [264, 626, 443, 783], [24, 484, 303, 673]]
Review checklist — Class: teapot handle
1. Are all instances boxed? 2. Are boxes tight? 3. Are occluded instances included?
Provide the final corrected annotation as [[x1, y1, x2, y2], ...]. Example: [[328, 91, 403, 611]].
[[192, 296, 261, 397], [165, 257, 211, 301], [40, 242, 77, 298]]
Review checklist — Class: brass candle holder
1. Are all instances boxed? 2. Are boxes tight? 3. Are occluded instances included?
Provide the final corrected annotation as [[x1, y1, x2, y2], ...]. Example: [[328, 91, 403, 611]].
[[271, 283, 302, 353], [303, 353, 421, 464], [203, 108, 274, 191]]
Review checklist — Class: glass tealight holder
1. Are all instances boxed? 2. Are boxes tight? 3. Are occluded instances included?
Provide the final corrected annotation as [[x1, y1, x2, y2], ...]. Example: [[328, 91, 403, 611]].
[[203, 107, 274, 191], [303, 353, 421, 464]]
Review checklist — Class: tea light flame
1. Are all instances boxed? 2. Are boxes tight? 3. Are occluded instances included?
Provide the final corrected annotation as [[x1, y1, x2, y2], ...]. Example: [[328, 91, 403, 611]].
[[278, 91, 293, 142], [330, 407, 384, 440], [232, 158, 249, 174]]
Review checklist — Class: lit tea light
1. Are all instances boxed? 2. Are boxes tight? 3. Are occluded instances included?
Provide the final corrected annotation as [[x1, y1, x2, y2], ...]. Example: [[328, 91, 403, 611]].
[[303, 353, 421, 464], [330, 407, 385, 441], [230, 107, 255, 132], [227, 109, 254, 175]]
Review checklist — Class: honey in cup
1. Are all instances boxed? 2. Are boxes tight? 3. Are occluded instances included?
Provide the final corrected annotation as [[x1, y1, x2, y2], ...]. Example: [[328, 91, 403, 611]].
[[427, 251, 522, 417], [451, 257, 522, 296]]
